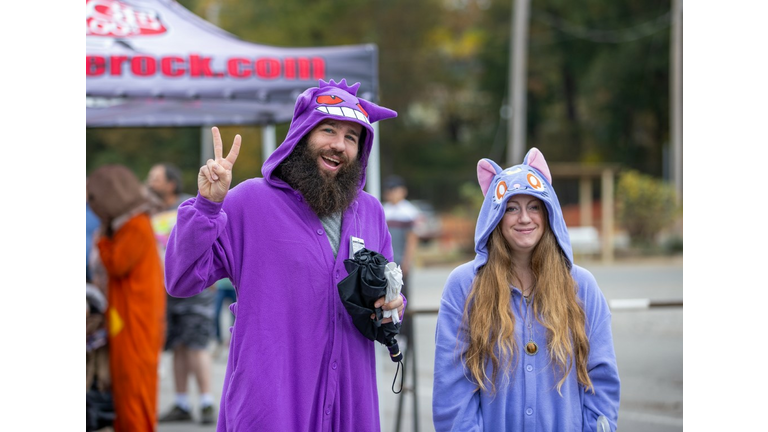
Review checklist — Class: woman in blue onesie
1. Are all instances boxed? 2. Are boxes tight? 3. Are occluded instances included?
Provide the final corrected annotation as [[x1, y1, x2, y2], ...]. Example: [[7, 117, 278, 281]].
[[432, 148, 620, 431]]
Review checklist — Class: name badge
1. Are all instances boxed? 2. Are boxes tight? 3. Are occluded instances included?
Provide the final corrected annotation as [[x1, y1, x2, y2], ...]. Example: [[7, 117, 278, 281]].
[[350, 236, 366, 259]]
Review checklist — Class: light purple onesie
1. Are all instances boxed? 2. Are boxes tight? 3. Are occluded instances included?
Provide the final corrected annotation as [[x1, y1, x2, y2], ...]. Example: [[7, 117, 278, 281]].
[[432, 149, 621, 431]]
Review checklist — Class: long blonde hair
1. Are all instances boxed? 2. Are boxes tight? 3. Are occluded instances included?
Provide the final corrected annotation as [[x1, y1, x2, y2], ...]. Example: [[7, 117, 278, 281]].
[[460, 213, 593, 395]]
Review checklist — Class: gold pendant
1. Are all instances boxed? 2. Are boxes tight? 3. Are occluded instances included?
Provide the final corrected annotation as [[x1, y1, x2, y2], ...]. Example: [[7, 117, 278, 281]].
[[525, 341, 538, 355]]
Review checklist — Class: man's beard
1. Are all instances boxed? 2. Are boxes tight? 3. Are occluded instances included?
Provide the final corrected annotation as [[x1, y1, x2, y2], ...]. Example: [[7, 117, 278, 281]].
[[278, 137, 363, 217]]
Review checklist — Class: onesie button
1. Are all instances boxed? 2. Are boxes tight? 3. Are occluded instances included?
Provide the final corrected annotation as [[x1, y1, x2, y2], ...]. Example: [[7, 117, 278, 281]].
[[325, 407, 331, 415], [526, 365, 533, 372], [526, 408, 533, 416], [316, 229, 324, 235], [332, 362, 337, 370]]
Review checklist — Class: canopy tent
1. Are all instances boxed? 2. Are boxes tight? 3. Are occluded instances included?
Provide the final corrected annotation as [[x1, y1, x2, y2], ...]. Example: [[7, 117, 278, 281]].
[[86, 0, 385, 196]]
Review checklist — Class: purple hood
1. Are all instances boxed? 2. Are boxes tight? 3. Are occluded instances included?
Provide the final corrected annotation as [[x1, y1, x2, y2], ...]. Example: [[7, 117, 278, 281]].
[[261, 78, 397, 189]]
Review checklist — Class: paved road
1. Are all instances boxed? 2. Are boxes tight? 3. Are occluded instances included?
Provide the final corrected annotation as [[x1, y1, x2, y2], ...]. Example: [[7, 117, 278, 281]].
[[158, 256, 683, 432]]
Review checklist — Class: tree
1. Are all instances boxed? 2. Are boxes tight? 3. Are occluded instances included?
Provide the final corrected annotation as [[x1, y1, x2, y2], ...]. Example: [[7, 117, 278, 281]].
[[616, 169, 679, 246]]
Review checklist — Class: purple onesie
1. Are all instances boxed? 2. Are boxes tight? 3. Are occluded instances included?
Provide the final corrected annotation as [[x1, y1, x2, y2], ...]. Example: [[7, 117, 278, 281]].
[[165, 79, 399, 431]]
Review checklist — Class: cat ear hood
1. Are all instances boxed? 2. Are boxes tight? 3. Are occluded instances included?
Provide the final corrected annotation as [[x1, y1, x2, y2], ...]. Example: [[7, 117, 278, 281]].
[[261, 78, 397, 189], [473, 148, 573, 273]]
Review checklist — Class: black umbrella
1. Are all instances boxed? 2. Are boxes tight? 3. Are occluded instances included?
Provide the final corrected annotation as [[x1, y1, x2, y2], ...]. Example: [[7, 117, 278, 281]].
[[337, 248, 404, 392]]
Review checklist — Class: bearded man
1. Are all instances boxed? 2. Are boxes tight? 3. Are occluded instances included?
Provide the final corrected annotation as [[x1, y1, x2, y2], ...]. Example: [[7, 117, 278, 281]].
[[164, 79, 405, 432]]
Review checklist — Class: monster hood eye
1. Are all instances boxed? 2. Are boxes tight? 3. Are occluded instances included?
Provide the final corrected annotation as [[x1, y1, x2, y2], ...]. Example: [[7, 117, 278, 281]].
[[316, 95, 344, 105]]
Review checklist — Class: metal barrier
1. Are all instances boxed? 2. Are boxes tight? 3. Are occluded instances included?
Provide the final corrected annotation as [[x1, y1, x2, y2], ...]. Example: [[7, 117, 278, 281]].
[[608, 299, 683, 310], [392, 299, 683, 432]]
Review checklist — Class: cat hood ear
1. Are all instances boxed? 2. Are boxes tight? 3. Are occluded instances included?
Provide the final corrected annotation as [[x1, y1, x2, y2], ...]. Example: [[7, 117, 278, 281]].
[[523, 147, 552, 184], [261, 78, 397, 190], [472, 149, 574, 272], [477, 159, 503, 196]]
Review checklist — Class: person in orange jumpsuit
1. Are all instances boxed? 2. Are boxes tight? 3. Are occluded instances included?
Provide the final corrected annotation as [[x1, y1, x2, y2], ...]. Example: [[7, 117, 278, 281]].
[[87, 164, 166, 432]]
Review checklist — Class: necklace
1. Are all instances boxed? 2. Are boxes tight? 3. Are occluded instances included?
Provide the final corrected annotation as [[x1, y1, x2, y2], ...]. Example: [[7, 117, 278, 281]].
[[523, 295, 538, 355]]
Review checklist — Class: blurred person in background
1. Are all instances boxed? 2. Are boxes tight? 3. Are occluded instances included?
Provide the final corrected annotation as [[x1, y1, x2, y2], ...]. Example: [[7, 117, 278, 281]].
[[432, 149, 620, 432], [382, 174, 420, 342], [163, 79, 404, 431], [212, 277, 237, 358], [87, 179, 100, 282], [87, 164, 166, 432], [147, 162, 218, 425]]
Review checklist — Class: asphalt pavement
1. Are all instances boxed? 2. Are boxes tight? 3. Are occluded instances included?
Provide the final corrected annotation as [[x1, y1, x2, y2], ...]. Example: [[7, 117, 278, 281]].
[[157, 255, 683, 432]]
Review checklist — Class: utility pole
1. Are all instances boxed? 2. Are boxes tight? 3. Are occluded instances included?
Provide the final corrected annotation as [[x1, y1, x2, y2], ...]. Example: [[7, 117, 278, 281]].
[[507, 0, 531, 166], [671, 0, 683, 204]]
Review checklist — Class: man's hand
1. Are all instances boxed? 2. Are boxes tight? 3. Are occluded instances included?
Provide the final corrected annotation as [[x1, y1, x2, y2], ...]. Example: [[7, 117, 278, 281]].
[[198, 126, 241, 203], [374, 295, 405, 324]]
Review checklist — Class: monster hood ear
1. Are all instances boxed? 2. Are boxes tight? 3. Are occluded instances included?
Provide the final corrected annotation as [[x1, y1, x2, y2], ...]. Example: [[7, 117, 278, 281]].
[[523, 147, 552, 184], [357, 98, 397, 123], [291, 85, 317, 121], [477, 158, 503, 196], [291, 88, 313, 120]]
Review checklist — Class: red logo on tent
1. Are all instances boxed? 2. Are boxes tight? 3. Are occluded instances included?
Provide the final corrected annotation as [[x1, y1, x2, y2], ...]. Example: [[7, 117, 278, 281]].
[[86, 0, 168, 37]]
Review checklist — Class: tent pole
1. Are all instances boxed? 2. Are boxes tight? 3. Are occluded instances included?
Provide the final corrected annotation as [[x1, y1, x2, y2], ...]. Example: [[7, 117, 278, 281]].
[[262, 124, 276, 163], [366, 122, 381, 201], [201, 125, 214, 166]]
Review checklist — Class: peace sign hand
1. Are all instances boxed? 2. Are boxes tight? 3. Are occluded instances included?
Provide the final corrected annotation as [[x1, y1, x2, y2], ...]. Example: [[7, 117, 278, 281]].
[[198, 127, 241, 203]]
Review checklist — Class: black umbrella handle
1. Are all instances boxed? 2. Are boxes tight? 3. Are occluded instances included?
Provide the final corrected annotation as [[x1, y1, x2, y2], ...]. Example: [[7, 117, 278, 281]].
[[386, 335, 405, 394], [386, 339, 403, 363]]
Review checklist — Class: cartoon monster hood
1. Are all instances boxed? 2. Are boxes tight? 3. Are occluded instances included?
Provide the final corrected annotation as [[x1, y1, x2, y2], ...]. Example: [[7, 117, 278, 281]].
[[472, 148, 574, 273], [261, 78, 397, 190]]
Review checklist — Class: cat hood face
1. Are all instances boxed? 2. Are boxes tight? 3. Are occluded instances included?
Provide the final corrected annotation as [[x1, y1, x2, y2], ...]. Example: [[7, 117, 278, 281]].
[[473, 148, 573, 272], [261, 79, 397, 190]]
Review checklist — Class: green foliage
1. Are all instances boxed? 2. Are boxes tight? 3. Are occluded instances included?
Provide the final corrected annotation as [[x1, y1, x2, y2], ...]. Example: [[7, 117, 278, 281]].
[[85, 126, 265, 196], [86, 127, 202, 194], [456, 181, 484, 218], [616, 170, 679, 246]]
